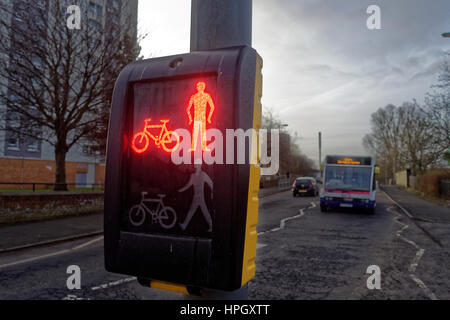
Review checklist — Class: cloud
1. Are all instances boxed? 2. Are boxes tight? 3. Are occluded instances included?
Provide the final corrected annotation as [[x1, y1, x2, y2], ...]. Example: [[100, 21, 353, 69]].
[[137, 1, 450, 166], [253, 0, 450, 165]]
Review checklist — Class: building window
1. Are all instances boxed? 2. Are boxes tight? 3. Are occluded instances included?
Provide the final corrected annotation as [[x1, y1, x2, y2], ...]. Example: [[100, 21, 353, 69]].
[[88, 19, 102, 32], [89, 2, 103, 19], [83, 145, 95, 156], [7, 136, 20, 150], [31, 77, 40, 88], [112, 14, 119, 24], [27, 139, 39, 152], [32, 56, 42, 69], [113, 0, 120, 10], [8, 94, 18, 104], [36, 0, 45, 9], [36, 18, 45, 28], [14, 10, 24, 22]]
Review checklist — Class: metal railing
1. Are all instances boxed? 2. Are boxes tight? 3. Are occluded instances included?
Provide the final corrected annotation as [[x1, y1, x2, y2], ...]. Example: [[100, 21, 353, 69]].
[[278, 178, 291, 190], [0, 182, 104, 192]]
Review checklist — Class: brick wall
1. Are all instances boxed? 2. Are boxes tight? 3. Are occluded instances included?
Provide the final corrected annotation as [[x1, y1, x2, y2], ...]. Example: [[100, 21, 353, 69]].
[[0, 158, 105, 189], [0, 192, 104, 224], [95, 163, 106, 185]]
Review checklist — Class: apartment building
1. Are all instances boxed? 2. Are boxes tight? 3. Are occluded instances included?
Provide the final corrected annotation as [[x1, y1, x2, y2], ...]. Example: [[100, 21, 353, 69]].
[[0, 0, 138, 188]]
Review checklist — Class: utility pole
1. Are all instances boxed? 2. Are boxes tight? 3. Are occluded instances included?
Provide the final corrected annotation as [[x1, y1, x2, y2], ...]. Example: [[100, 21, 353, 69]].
[[318, 132, 322, 177], [190, 0, 252, 52], [189, 0, 253, 300]]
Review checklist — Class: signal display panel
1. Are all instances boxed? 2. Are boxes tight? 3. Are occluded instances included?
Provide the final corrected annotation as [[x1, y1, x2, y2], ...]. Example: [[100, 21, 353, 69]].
[[123, 76, 217, 238], [326, 156, 372, 166]]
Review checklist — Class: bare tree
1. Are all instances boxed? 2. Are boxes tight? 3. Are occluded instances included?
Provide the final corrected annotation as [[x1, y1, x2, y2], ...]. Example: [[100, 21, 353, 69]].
[[422, 54, 450, 160], [0, 0, 141, 190], [398, 101, 438, 175], [363, 100, 445, 182], [83, 32, 143, 158], [262, 108, 315, 176], [363, 104, 403, 183]]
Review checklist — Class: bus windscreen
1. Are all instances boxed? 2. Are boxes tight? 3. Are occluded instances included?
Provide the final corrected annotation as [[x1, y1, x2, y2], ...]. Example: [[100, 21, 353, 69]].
[[324, 166, 372, 192]]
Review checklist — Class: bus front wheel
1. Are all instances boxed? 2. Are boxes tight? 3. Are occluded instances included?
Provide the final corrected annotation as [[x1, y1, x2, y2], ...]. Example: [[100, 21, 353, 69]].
[[320, 204, 327, 212]]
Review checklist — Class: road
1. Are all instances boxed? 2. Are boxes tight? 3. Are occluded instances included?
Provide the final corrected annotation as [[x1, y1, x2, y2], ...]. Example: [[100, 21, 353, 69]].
[[0, 190, 447, 300]]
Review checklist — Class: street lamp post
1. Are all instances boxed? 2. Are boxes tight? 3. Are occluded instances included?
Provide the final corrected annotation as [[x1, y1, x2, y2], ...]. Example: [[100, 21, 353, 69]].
[[278, 124, 289, 176], [318, 132, 322, 178]]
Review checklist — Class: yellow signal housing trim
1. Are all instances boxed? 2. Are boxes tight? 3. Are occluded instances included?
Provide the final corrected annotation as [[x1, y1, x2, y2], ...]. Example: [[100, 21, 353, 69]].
[[150, 280, 189, 295], [241, 53, 263, 286]]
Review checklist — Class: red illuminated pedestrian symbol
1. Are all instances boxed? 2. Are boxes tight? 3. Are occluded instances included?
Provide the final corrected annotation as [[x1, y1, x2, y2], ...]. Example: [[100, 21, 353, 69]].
[[131, 118, 180, 153], [186, 82, 215, 152]]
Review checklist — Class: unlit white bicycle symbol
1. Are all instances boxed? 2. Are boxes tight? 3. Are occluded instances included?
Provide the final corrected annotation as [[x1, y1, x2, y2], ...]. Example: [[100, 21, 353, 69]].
[[128, 192, 177, 229]]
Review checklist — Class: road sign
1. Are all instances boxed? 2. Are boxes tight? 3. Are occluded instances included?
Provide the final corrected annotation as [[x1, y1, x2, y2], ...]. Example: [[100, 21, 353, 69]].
[[104, 46, 262, 292]]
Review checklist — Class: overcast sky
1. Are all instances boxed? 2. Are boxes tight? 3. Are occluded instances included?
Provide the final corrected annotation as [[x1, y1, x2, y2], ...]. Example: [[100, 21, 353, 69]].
[[138, 0, 450, 167]]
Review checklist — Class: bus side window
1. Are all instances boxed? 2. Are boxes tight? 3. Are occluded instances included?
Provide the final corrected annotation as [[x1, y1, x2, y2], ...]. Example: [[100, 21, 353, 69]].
[[372, 173, 376, 190]]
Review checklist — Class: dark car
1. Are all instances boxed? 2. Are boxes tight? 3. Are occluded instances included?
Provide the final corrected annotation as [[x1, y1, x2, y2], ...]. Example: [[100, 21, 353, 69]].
[[292, 177, 319, 197]]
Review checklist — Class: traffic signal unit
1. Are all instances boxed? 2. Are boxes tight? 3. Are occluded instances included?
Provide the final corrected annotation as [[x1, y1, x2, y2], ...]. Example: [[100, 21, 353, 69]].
[[104, 46, 262, 293]]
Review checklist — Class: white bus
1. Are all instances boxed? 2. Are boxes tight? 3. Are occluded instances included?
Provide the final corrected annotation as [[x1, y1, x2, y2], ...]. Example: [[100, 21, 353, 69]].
[[320, 155, 379, 214]]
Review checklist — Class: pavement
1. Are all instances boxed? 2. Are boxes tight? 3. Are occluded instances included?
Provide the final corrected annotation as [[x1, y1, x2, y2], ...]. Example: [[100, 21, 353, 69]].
[[381, 185, 450, 223], [381, 185, 450, 247], [0, 213, 103, 252], [0, 185, 286, 253]]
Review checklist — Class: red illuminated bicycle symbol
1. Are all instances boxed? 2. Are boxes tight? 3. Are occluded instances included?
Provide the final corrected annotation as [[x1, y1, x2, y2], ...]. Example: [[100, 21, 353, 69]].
[[131, 118, 180, 153]]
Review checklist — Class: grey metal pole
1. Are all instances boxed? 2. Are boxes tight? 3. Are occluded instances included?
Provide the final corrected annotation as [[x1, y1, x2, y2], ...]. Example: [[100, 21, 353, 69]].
[[190, 0, 252, 51], [318, 132, 322, 177], [188, 0, 253, 300]]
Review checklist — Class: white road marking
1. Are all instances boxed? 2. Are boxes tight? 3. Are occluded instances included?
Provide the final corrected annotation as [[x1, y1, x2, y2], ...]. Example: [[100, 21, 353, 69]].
[[91, 277, 137, 291], [72, 236, 104, 250], [0, 236, 104, 270], [0, 249, 71, 269], [280, 211, 304, 229], [257, 243, 267, 249], [387, 206, 437, 300], [382, 191, 413, 218], [410, 274, 438, 300], [62, 294, 89, 300], [409, 249, 424, 273]]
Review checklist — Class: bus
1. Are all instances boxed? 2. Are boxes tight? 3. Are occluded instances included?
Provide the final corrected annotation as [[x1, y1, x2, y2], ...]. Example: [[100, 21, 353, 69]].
[[320, 155, 379, 214]]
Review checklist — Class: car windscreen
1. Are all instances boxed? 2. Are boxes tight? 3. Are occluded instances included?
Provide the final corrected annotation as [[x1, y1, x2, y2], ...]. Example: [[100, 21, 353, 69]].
[[324, 166, 371, 192], [295, 179, 311, 186]]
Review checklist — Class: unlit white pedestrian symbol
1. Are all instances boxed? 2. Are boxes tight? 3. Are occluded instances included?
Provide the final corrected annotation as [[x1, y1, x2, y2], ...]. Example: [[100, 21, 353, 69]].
[[178, 165, 213, 232]]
